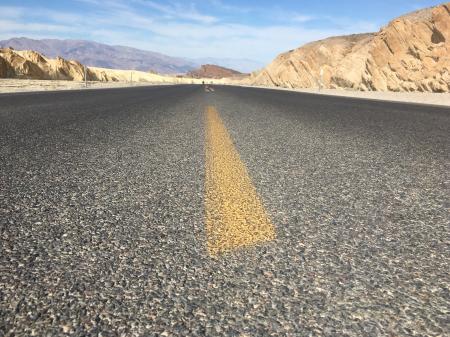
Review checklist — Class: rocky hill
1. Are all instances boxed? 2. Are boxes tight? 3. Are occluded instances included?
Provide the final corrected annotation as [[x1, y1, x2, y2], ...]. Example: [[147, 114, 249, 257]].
[[0, 47, 237, 85], [0, 48, 93, 81], [0, 47, 161, 82], [0, 38, 197, 75], [0, 38, 263, 74], [187, 64, 244, 79], [189, 57, 264, 73], [248, 2, 450, 92]]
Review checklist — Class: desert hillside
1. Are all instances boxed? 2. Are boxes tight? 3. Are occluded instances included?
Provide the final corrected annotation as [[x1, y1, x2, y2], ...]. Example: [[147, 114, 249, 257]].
[[0, 38, 264, 73], [0, 48, 233, 85], [248, 2, 450, 92], [1, 48, 87, 81], [187, 64, 244, 79], [0, 47, 132, 81], [0, 38, 197, 74]]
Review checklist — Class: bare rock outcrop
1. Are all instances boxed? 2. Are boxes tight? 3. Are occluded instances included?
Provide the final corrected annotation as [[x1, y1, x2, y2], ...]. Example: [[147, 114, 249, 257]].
[[0, 48, 106, 81], [249, 3, 450, 92], [0, 54, 14, 78], [0, 48, 229, 84]]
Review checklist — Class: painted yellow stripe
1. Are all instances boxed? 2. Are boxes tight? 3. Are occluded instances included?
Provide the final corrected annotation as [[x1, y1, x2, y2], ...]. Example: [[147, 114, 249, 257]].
[[205, 106, 275, 256]]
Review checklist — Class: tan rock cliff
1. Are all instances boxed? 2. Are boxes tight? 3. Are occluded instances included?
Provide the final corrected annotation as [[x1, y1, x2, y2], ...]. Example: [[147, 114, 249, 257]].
[[249, 3, 450, 92], [1, 48, 83, 80], [0, 48, 234, 85], [0, 48, 121, 81]]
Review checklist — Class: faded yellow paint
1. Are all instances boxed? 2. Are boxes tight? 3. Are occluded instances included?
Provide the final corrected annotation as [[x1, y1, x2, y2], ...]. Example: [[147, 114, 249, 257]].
[[205, 106, 275, 256]]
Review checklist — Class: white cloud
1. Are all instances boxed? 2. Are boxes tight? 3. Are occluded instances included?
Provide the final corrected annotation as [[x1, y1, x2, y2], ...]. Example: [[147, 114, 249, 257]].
[[0, 1, 380, 63], [292, 15, 315, 23], [0, 19, 77, 34], [0, 6, 24, 19], [136, 1, 218, 24], [206, 0, 254, 14]]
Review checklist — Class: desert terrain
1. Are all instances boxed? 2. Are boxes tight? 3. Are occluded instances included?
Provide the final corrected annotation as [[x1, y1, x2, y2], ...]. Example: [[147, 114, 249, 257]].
[[1, 2, 449, 107], [247, 2, 450, 93], [0, 48, 233, 93]]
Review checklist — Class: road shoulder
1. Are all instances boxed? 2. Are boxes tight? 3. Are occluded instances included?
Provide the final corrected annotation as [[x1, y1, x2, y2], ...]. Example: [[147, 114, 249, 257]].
[[235, 84, 450, 107]]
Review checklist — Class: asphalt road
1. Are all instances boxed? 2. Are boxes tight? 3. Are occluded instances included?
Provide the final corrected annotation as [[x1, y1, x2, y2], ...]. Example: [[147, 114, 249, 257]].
[[1, 85, 449, 337]]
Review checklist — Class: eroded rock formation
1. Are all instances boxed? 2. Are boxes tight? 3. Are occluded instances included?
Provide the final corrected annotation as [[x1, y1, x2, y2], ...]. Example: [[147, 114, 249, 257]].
[[0, 48, 120, 81], [249, 3, 450, 92]]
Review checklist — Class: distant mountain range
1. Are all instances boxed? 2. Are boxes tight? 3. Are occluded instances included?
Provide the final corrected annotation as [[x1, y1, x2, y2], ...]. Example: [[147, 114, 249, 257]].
[[0, 37, 264, 74]]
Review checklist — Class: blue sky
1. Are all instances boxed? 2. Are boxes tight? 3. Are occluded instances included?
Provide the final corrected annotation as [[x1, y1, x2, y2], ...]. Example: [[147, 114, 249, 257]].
[[0, 0, 444, 62]]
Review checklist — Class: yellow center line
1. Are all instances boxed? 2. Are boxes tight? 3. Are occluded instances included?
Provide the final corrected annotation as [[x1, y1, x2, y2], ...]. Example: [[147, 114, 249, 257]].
[[205, 106, 276, 256]]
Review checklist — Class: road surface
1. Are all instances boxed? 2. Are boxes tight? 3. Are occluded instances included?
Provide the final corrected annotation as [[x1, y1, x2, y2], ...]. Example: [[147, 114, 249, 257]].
[[1, 85, 449, 336]]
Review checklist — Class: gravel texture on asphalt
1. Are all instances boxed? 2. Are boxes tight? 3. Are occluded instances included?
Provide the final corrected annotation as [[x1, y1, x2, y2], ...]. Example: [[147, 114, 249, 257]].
[[1, 85, 449, 336]]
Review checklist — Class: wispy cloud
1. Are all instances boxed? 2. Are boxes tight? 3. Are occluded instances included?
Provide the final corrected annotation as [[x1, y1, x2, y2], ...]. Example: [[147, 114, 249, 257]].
[[206, 0, 254, 14], [0, 0, 381, 63], [136, 1, 218, 24], [0, 19, 77, 34], [292, 14, 315, 23], [0, 6, 24, 19]]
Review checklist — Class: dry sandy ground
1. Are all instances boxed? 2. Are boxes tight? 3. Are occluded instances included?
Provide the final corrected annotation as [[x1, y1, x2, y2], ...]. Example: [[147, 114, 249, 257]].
[[239, 85, 450, 107], [88, 67, 229, 85], [0, 76, 227, 94], [0, 79, 170, 93]]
